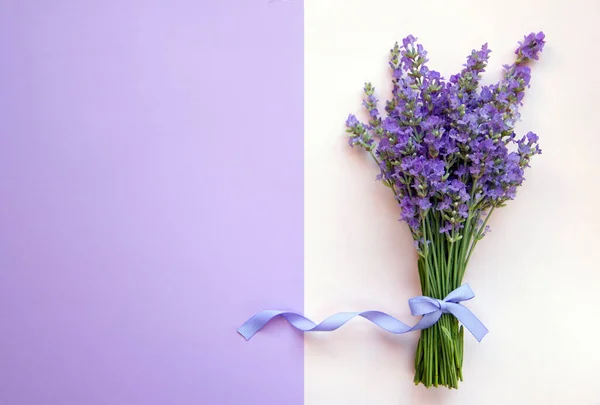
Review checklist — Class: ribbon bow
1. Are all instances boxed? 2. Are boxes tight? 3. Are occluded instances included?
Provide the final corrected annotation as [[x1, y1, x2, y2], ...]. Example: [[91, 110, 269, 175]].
[[238, 284, 488, 342]]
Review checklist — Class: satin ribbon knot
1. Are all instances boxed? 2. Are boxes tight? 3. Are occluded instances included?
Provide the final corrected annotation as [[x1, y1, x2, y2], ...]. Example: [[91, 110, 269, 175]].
[[238, 284, 488, 342], [436, 299, 449, 313]]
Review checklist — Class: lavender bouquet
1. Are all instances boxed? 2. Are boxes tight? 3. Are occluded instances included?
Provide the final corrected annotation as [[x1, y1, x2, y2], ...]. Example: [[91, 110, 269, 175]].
[[345, 32, 545, 388]]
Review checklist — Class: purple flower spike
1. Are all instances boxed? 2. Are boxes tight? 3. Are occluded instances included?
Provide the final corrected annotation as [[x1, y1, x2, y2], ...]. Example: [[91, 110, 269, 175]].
[[516, 32, 546, 61], [346, 114, 359, 128]]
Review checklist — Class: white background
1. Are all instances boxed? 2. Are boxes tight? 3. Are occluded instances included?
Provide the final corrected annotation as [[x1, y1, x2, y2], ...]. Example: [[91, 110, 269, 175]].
[[305, 0, 600, 404]]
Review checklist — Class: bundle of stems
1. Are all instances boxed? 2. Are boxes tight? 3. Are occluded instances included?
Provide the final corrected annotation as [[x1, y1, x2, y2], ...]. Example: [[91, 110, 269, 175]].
[[412, 207, 491, 388]]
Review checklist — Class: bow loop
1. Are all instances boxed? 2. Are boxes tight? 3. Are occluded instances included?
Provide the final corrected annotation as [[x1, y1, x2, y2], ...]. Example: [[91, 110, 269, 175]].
[[443, 283, 475, 303]]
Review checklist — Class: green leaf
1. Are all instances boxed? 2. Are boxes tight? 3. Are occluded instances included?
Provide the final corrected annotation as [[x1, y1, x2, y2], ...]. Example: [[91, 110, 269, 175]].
[[441, 325, 453, 342]]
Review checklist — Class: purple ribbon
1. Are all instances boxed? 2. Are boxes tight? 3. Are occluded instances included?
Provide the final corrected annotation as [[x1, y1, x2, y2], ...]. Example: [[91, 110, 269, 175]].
[[238, 284, 488, 342]]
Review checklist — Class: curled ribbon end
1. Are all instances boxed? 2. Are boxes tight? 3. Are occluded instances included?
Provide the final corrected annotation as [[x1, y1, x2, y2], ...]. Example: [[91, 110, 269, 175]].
[[238, 329, 252, 341]]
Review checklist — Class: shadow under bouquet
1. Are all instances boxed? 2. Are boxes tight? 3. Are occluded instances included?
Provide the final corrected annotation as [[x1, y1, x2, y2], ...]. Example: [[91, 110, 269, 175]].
[[345, 32, 545, 389]]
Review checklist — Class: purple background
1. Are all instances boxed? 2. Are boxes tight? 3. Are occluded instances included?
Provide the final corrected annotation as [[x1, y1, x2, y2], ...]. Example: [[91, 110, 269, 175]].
[[0, 1, 303, 404]]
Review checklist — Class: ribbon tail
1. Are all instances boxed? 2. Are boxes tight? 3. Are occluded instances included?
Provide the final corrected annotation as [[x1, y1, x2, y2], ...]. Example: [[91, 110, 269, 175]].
[[411, 311, 442, 331], [446, 303, 488, 342], [237, 310, 318, 340], [238, 310, 445, 340]]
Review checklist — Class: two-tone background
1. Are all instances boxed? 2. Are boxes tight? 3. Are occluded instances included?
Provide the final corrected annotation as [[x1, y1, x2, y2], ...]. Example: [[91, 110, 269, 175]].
[[2, 1, 599, 404]]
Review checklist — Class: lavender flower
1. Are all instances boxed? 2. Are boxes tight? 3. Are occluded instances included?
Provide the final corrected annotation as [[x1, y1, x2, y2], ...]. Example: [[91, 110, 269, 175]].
[[346, 35, 545, 389], [516, 32, 546, 61], [345, 32, 544, 247]]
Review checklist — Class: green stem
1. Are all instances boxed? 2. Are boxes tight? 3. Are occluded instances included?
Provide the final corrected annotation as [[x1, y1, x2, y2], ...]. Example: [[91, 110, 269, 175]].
[[425, 216, 442, 297], [446, 238, 455, 290], [464, 206, 495, 268], [453, 180, 478, 286]]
